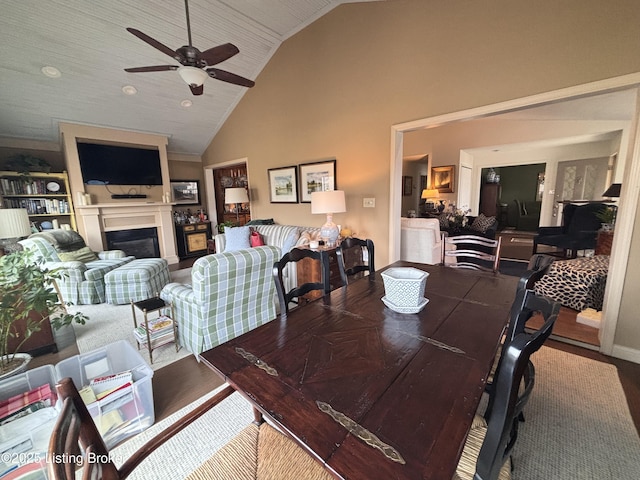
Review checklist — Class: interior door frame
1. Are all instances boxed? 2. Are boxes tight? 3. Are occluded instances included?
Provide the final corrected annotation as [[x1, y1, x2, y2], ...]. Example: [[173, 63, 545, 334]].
[[389, 73, 640, 359], [203, 157, 249, 229]]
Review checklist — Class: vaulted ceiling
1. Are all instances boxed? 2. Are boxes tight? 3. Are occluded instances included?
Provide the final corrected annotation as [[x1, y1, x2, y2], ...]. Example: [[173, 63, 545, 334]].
[[0, 0, 375, 155]]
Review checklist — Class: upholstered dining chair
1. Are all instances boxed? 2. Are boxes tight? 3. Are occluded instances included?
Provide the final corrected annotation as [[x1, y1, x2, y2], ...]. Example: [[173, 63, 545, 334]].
[[455, 312, 558, 480], [273, 247, 331, 318], [48, 377, 333, 480], [442, 233, 502, 273], [335, 237, 375, 285]]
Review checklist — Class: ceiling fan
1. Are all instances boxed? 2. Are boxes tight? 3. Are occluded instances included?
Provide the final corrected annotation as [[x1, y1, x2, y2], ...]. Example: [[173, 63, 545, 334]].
[[124, 0, 255, 95]]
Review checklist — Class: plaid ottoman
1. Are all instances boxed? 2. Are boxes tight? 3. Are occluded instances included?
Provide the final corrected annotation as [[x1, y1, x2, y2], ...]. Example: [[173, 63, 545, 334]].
[[104, 258, 171, 305]]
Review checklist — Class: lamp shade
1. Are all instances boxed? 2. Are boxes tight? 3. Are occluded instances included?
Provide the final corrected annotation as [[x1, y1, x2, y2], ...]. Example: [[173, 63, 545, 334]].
[[421, 189, 439, 199], [311, 190, 346, 214], [225, 187, 249, 204], [0, 209, 31, 240], [177, 66, 208, 87], [602, 183, 621, 198]]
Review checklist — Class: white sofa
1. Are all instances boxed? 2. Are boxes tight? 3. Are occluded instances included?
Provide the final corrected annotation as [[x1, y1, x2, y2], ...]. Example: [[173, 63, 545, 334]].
[[400, 217, 442, 265]]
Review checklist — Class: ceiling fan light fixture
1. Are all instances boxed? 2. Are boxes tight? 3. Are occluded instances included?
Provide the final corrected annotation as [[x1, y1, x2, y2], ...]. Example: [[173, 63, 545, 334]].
[[178, 66, 207, 87], [121, 85, 138, 95], [41, 66, 61, 78]]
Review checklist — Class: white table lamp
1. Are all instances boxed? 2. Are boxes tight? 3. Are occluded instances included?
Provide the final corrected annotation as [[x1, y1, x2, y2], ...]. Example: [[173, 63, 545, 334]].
[[311, 190, 346, 247], [225, 187, 249, 224], [0, 208, 32, 253]]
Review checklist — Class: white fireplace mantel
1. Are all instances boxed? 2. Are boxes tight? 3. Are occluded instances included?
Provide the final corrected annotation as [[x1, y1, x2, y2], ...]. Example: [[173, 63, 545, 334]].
[[77, 202, 179, 265]]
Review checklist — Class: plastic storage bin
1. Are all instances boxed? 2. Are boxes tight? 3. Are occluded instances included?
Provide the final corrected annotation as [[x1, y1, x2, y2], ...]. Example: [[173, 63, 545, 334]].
[[0, 365, 58, 477], [54, 340, 155, 448]]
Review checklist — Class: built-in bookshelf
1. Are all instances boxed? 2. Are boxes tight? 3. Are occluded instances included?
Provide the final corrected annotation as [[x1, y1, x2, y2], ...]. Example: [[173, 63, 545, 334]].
[[0, 170, 76, 231]]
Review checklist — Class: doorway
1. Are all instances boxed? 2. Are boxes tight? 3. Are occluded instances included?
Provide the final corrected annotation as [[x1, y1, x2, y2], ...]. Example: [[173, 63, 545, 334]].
[[389, 79, 640, 357]]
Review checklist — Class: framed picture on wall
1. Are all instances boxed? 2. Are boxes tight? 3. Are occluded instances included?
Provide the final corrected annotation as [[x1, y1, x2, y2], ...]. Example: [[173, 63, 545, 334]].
[[298, 159, 336, 203], [402, 176, 413, 196], [170, 180, 200, 205], [431, 165, 455, 193], [268, 165, 299, 203]]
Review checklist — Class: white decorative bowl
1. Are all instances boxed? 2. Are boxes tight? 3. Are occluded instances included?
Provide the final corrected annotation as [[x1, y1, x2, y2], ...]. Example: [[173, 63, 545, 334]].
[[381, 267, 429, 307]]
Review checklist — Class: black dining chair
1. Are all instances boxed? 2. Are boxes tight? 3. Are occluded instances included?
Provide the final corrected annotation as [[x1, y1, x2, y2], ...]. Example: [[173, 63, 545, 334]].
[[273, 247, 331, 318], [335, 237, 375, 285], [455, 312, 557, 480], [442, 233, 502, 273]]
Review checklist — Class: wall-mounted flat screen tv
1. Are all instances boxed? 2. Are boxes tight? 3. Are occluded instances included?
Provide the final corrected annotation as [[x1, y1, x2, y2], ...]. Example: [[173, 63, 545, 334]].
[[77, 142, 163, 185]]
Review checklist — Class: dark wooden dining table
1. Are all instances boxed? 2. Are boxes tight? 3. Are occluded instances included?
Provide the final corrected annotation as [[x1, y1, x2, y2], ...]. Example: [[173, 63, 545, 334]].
[[199, 261, 518, 479]]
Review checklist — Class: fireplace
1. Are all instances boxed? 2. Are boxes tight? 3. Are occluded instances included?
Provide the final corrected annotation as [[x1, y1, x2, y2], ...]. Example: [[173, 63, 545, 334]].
[[105, 227, 160, 258]]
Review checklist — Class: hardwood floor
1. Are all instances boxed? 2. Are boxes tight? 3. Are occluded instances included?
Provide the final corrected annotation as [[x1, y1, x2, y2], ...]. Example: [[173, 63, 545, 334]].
[[528, 306, 600, 348]]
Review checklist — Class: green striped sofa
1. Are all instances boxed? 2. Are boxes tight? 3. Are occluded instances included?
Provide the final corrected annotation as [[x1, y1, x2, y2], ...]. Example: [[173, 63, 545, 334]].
[[160, 246, 281, 355], [213, 224, 322, 293], [19, 231, 134, 305]]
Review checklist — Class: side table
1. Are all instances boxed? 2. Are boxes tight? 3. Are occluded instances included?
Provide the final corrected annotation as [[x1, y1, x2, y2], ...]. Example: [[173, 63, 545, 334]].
[[295, 245, 342, 303], [131, 296, 179, 364]]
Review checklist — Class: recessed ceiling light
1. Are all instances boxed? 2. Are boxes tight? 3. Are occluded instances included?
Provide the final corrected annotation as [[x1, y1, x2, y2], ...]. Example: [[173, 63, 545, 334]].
[[181, 99, 193, 108], [41, 66, 61, 78], [122, 85, 138, 95]]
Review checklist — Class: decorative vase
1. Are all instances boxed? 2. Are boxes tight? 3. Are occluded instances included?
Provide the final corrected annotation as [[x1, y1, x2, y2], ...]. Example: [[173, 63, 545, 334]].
[[0, 353, 32, 380]]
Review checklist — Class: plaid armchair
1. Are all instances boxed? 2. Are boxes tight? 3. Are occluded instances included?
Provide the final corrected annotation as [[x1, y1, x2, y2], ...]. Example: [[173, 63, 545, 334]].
[[18, 230, 134, 305], [160, 245, 280, 355]]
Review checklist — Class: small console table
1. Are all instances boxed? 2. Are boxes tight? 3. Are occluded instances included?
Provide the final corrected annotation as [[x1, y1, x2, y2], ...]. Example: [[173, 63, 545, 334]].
[[131, 296, 179, 364], [175, 221, 212, 259]]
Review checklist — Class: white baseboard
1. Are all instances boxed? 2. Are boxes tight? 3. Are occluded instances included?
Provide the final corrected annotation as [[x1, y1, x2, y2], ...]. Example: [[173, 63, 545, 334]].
[[611, 344, 640, 364]]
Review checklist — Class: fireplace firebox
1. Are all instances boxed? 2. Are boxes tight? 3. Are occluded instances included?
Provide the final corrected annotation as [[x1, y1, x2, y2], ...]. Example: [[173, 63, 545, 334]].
[[105, 227, 160, 258]]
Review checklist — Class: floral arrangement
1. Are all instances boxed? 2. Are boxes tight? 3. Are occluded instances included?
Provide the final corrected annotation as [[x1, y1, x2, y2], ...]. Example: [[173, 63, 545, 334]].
[[445, 205, 471, 228]]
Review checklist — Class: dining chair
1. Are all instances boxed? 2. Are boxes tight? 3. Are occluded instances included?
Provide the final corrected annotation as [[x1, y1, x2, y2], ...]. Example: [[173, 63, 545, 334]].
[[517, 254, 555, 292], [273, 247, 331, 318], [48, 378, 333, 480], [455, 312, 557, 480], [335, 237, 375, 285], [442, 233, 502, 273], [483, 288, 560, 424]]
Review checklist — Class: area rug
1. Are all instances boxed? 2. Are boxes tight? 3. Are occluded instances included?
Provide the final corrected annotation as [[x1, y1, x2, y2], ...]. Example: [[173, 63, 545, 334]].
[[112, 385, 252, 480], [513, 346, 640, 478], [109, 346, 640, 479], [69, 268, 193, 371]]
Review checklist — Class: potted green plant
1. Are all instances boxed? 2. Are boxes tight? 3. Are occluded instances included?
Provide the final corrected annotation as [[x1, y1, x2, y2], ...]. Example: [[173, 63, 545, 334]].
[[595, 206, 616, 231], [0, 248, 88, 377]]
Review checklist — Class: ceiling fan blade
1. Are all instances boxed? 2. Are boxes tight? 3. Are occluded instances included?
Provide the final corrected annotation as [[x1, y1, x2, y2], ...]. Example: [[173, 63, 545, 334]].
[[207, 68, 255, 88], [199, 43, 240, 66], [126, 28, 183, 62], [125, 65, 178, 73], [189, 84, 204, 96]]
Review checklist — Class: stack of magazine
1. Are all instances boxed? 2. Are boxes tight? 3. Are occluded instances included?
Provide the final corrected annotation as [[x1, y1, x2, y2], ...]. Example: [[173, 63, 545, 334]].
[[133, 315, 174, 347]]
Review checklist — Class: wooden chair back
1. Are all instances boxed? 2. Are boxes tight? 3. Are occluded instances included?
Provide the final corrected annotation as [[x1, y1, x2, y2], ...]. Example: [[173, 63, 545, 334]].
[[335, 237, 375, 285], [442, 234, 502, 272], [48, 377, 236, 480], [272, 247, 331, 317]]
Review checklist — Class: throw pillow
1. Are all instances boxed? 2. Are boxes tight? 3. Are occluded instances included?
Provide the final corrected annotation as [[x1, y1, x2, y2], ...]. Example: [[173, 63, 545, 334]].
[[224, 226, 251, 251], [250, 228, 265, 247], [470, 213, 496, 234], [57, 246, 99, 263], [281, 230, 299, 253]]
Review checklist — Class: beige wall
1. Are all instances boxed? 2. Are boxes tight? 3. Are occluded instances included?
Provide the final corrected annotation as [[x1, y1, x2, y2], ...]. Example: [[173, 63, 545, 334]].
[[204, 0, 640, 354]]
